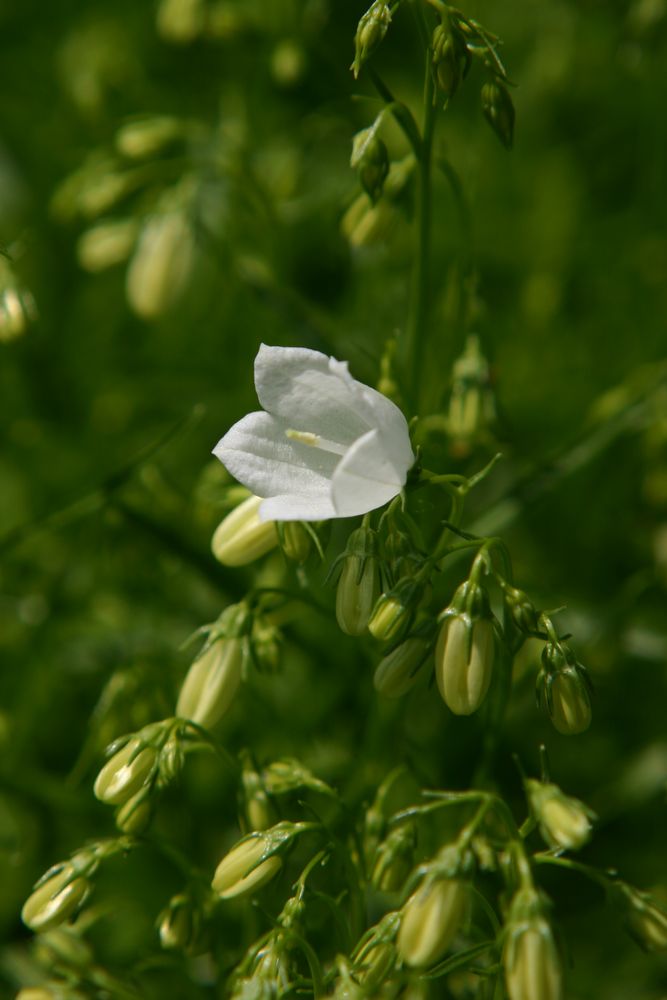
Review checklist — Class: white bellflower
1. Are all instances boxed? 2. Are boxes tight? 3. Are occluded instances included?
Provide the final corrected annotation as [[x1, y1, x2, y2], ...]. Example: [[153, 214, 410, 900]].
[[214, 344, 415, 521]]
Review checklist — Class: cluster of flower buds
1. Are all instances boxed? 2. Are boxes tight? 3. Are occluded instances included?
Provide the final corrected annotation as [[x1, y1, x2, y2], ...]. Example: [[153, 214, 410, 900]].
[[537, 641, 593, 735], [525, 778, 595, 852], [435, 579, 497, 716], [176, 604, 251, 730], [396, 844, 472, 968], [502, 887, 562, 1000], [351, 1, 393, 79]]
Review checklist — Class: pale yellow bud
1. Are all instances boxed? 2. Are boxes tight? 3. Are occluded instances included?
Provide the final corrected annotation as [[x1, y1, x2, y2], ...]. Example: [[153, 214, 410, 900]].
[[125, 211, 195, 319], [280, 521, 312, 563], [158, 893, 200, 952], [435, 615, 495, 715], [176, 638, 243, 729], [526, 780, 593, 852], [212, 836, 282, 899], [396, 878, 468, 968], [0, 287, 34, 341], [354, 942, 395, 991], [336, 555, 380, 636], [21, 865, 91, 933], [503, 920, 562, 1000], [77, 219, 138, 273], [115, 790, 153, 834], [618, 884, 667, 951], [36, 926, 93, 968], [93, 738, 158, 806], [211, 495, 278, 567]]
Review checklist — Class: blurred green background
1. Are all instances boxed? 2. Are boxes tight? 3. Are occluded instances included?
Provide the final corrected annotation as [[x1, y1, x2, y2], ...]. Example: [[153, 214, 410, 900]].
[[1, 0, 666, 997]]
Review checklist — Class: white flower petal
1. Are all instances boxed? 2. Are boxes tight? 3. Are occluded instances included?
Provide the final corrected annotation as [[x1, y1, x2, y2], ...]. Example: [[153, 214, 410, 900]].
[[331, 428, 406, 517], [259, 493, 336, 522], [214, 411, 336, 504]]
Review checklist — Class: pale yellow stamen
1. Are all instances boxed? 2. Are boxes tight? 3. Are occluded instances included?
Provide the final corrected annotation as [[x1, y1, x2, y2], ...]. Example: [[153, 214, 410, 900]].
[[286, 428, 347, 457]]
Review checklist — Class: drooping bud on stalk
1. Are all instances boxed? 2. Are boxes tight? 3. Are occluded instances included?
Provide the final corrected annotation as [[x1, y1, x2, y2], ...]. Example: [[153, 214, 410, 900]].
[[115, 789, 154, 835], [21, 864, 91, 933], [335, 525, 381, 636], [447, 335, 496, 456], [353, 939, 397, 992], [371, 822, 417, 892], [481, 79, 515, 149], [373, 620, 435, 698], [435, 582, 496, 715], [279, 521, 313, 564], [240, 752, 277, 832], [158, 893, 203, 953], [431, 21, 469, 100], [503, 889, 562, 1000], [537, 643, 592, 735], [368, 576, 425, 644], [351, 127, 390, 204], [212, 494, 279, 567], [212, 834, 282, 900], [611, 883, 667, 952], [93, 737, 158, 806], [525, 779, 595, 852], [351, 1, 392, 79], [397, 876, 469, 968], [176, 605, 250, 729]]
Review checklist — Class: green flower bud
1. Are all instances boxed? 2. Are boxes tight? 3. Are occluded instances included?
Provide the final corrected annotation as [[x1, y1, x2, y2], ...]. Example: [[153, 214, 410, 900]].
[[158, 893, 204, 953], [354, 941, 396, 992], [352, 1, 392, 79], [35, 926, 93, 968], [373, 621, 435, 698], [115, 789, 154, 835], [432, 22, 469, 100], [503, 915, 562, 1000], [279, 521, 312, 564], [371, 823, 416, 892], [212, 835, 282, 900], [447, 335, 496, 455], [397, 877, 469, 968], [176, 637, 244, 730], [212, 494, 279, 566], [368, 577, 425, 643], [537, 648, 592, 735], [335, 527, 380, 636], [435, 614, 495, 716], [21, 864, 91, 933], [93, 737, 158, 806], [525, 780, 594, 852], [240, 755, 277, 832], [613, 883, 667, 952], [351, 128, 390, 204], [481, 79, 515, 150], [77, 218, 138, 273], [126, 209, 195, 319]]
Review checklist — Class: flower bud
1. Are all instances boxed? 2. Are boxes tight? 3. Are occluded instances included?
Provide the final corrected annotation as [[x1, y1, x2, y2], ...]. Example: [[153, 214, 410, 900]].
[[503, 916, 562, 1000], [525, 780, 594, 852], [116, 116, 182, 159], [481, 79, 515, 150], [212, 835, 282, 900], [279, 521, 312, 564], [537, 647, 592, 735], [354, 941, 396, 992], [77, 219, 138, 273], [176, 637, 244, 730], [351, 128, 390, 204], [447, 335, 496, 455], [212, 494, 279, 567], [371, 823, 416, 892], [21, 864, 91, 933], [373, 623, 434, 698], [35, 926, 93, 968], [435, 614, 495, 716], [240, 755, 277, 832], [352, 1, 392, 78], [157, 0, 206, 43], [613, 883, 667, 952], [93, 738, 158, 806], [126, 209, 195, 319], [0, 286, 37, 342], [115, 790, 153, 835], [397, 877, 468, 968], [368, 577, 423, 643], [335, 527, 380, 636], [432, 22, 469, 100], [158, 893, 203, 953]]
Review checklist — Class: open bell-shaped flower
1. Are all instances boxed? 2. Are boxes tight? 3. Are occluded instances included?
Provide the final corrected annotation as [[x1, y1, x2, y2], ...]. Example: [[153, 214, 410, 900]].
[[213, 345, 415, 522]]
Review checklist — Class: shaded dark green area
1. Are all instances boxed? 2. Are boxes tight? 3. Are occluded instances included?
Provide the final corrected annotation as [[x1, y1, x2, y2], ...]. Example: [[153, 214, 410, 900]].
[[1, 0, 666, 997]]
